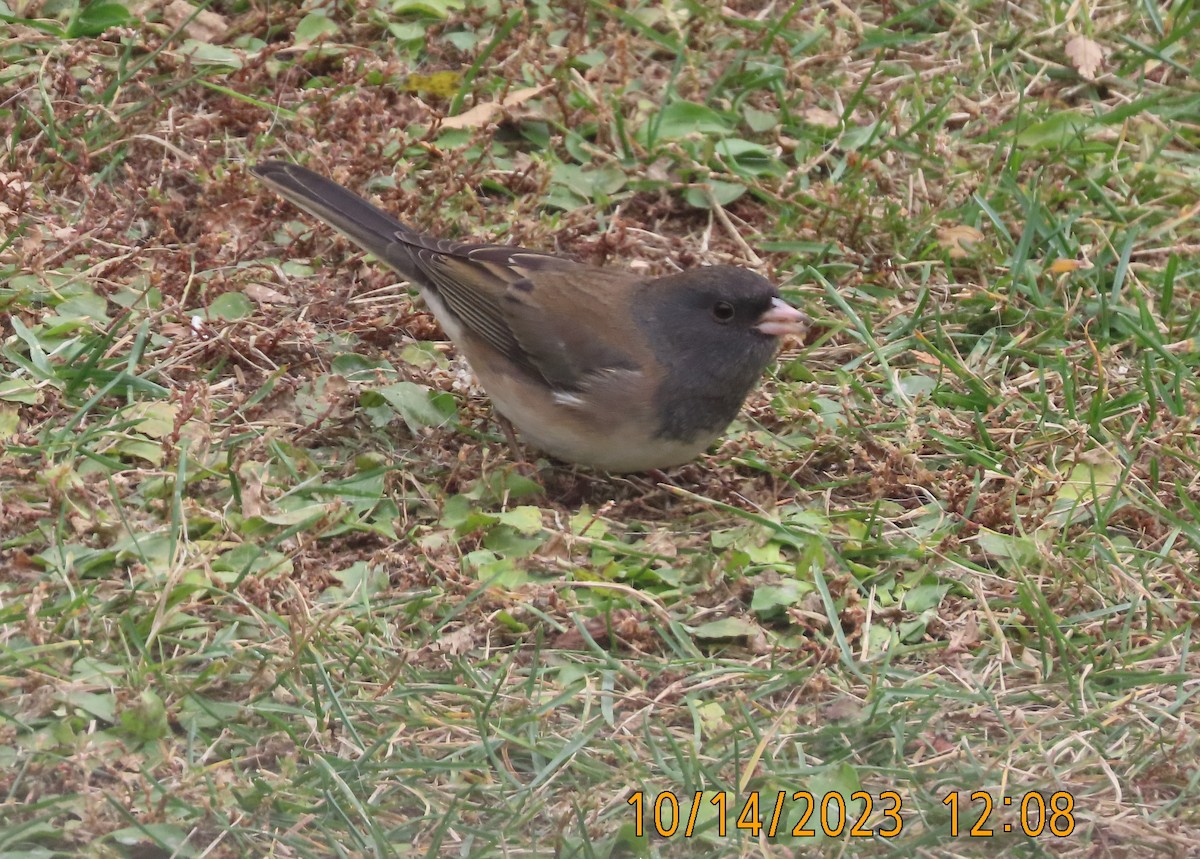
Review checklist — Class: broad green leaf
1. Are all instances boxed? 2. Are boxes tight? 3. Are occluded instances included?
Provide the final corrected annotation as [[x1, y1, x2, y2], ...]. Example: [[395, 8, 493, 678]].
[[742, 106, 778, 133], [483, 525, 544, 556], [1059, 458, 1121, 502], [392, 0, 465, 16], [331, 353, 397, 381], [695, 700, 727, 733], [570, 507, 609, 539], [465, 469, 543, 502], [294, 11, 340, 44], [177, 40, 245, 68], [212, 544, 292, 580], [463, 549, 527, 587], [897, 372, 937, 398], [54, 290, 109, 322], [1016, 112, 1094, 149], [123, 401, 178, 439], [494, 505, 545, 534], [118, 689, 170, 743], [440, 494, 501, 533], [252, 504, 333, 527], [750, 579, 811, 618], [374, 380, 457, 431], [113, 437, 164, 465], [639, 100, 732, 144], [0, 404, 17, 437], [207, 291, 254, 320], [903, 580, 951, 613], [66, 1, 130, 38], [279, 259, 315, 277], [178, 695, 242, 731], [321, 561, 389, 605], [690, 617, 759, 640], [388, 21, 426, 44], [109, 824, 196, 856], [975, 528, 1041, 567], [551, 163, 628, 200], [684, 180, 745, 209], [714, 138, 780, 176], [0, 379, 41, 404], [8, 316, 54, 377], [64, 690, 117, 722], [840, 120, 889, 150], [399, 341, 447, 369]]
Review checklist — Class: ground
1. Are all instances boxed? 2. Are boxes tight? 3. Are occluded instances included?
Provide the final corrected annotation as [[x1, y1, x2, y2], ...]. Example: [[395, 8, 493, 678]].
[[1, 0, 1199, 857]]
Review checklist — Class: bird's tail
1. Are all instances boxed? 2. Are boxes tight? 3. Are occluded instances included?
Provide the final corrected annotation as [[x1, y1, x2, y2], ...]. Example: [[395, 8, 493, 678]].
[[251, 160, 422, 279]]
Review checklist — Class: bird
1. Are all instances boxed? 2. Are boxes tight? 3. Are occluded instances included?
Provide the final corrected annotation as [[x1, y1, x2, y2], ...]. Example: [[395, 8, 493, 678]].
[[251, 160, 809, 472]]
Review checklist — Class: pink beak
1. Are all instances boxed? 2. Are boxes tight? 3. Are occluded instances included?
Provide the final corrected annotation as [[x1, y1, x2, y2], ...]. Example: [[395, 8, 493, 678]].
[[755, 297, 809, 338]]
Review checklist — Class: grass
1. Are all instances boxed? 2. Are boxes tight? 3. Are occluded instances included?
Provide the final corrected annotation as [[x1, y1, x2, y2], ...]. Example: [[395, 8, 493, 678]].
[[1, 0, 1199, 856]]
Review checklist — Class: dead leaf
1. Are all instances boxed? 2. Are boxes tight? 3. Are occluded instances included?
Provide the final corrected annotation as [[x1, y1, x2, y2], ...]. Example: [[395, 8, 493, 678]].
[[1048, 256, 1093, 274], [319, 374, 352, 412], [244, 283, 292, 305], [1065, 35, 1104, 80], [441, 85, 549, 130], [820, 695, 863, 723], [159, 0, 229, 42], [801, 106, 841, 128], [937, 224, 984, 258], [428, 625, 475, 655], [641, 529, 678, 559], [240, 467, 265, 518], [402, 71, 463, 99], [551, 609, 651, 651], [945, 613, 980, 656], [0, 172, 31, 195]]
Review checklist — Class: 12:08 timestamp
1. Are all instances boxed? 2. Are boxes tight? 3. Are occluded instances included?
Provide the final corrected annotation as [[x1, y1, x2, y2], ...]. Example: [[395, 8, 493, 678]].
[[945, 790, 1076, 837], [627, 789, 1077, 839]]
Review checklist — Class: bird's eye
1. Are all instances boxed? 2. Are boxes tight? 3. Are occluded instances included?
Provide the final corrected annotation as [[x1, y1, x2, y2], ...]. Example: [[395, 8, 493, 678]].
[[712, 301, 735, 323]]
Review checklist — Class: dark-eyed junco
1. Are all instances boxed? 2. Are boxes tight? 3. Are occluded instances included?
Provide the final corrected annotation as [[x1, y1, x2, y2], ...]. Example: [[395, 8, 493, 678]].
[[252, 160, 808, 472]]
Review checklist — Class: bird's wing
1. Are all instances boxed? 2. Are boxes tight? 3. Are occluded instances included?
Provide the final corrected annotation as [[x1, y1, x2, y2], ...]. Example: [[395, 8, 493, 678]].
[[253, 161, 645, 391], [401, 240, 645, 391], [495, 264, 646, 391]]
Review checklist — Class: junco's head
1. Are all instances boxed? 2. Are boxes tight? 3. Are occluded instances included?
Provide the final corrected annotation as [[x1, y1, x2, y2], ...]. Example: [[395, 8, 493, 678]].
[[632, 266, 804, 448], [252, 160, 808, 472]]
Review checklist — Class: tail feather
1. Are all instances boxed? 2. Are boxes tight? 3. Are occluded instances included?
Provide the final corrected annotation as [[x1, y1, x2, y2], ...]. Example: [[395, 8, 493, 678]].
[[251, 160, 421, 281]]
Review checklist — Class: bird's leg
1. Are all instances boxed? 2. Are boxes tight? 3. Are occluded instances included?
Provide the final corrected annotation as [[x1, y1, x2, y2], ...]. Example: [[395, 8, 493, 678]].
[[495, 412, 538, 475]]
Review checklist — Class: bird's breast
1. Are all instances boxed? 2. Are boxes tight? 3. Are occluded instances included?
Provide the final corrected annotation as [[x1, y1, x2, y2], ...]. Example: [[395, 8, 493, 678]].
[[469, 356, 714, 472]]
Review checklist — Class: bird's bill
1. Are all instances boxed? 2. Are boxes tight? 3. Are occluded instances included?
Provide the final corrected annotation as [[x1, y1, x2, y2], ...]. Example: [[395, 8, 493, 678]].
[[755, 298, 809, 337]]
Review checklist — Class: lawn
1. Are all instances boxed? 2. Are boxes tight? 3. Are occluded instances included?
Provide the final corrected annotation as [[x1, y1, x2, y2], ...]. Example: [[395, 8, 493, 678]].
[[2, 0, 1199, 857]]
